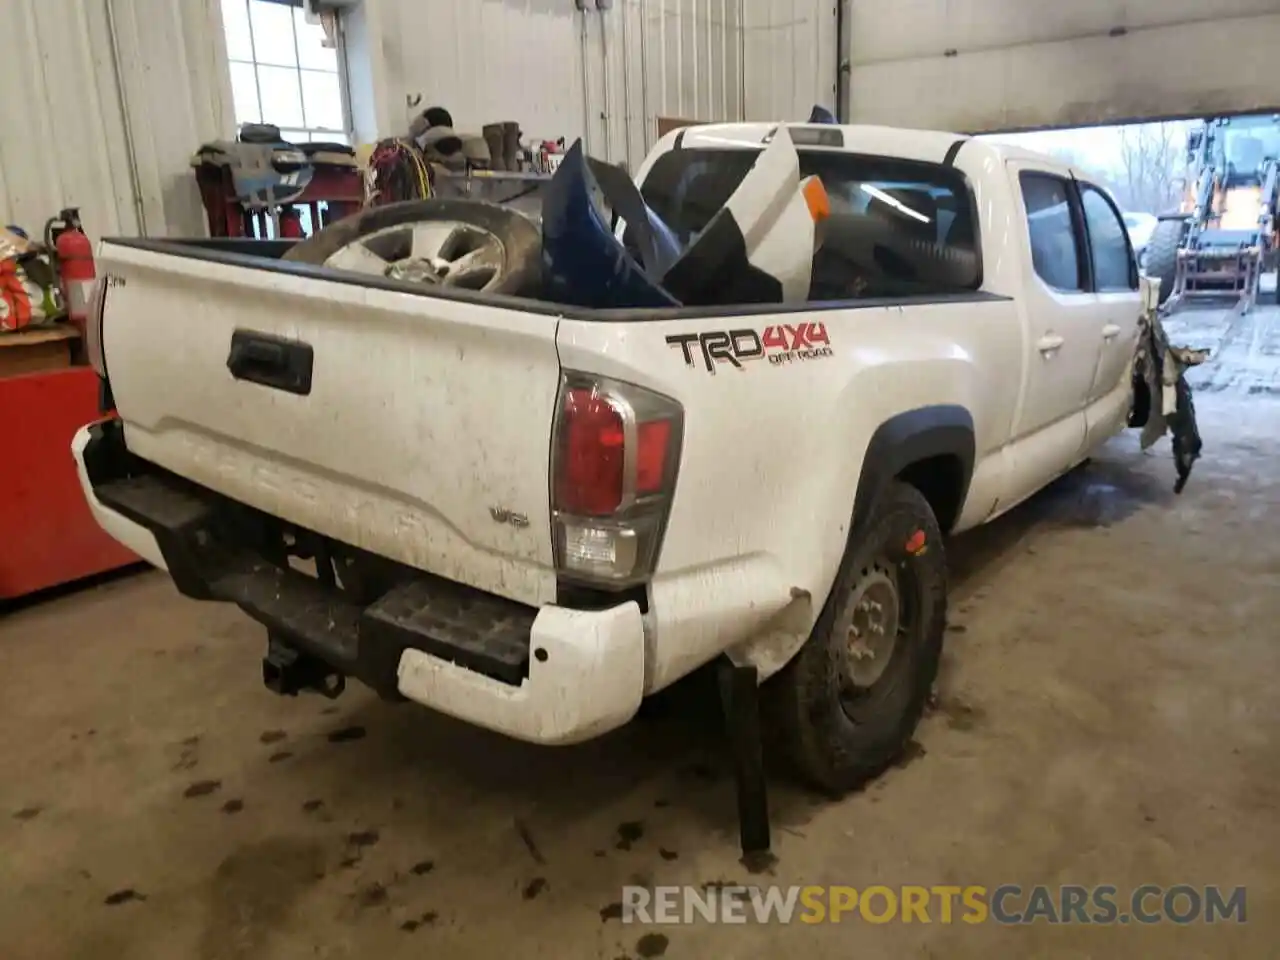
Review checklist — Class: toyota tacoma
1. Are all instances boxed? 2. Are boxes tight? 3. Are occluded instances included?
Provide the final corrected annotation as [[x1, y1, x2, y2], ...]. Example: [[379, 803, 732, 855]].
[[75, 122, 1183, 793]]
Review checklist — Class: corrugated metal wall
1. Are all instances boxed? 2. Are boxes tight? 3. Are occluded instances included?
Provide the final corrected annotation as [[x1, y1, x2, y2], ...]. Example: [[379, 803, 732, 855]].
[[588, 0, 745, 171], [375, 0, 585, 150], [742, 0, 838, 124], [0, 0, 835, 243], [0, 0, 232, 239], [371, 0, 744, 171]]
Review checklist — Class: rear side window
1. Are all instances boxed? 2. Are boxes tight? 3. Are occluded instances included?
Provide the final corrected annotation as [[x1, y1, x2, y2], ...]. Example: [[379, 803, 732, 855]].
[[1020, 172, 1082, 292], [1080, 185, 1137, 291], [639, 148, 981, 301]]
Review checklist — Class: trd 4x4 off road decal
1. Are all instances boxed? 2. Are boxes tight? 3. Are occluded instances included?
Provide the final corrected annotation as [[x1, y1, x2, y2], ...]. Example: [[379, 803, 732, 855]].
[[666, 322, 833, 373]]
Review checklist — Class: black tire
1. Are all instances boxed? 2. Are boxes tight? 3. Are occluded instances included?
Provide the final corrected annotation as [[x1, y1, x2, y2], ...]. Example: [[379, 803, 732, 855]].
[[283, 198, 542, 297], [1144, 218, 1187, 306], [766, 481, 946, 794]]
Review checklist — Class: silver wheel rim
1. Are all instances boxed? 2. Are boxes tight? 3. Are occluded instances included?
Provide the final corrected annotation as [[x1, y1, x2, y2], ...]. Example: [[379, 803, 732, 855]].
[[323, 220, 506, 292], [842, 562, 901, 689]]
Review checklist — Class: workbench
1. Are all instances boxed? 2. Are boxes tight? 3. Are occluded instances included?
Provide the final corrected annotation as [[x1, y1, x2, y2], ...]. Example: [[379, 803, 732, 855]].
[[0, 327, 139, 600], [194, 163, 363, 238]]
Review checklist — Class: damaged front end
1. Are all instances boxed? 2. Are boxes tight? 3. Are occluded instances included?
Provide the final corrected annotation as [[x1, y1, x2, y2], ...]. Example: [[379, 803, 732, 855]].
[[1131, 277, 1210, 493]]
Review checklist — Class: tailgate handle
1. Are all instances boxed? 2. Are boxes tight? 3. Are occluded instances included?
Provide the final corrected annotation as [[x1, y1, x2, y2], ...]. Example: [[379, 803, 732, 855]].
[[227, 330, 313, 396]]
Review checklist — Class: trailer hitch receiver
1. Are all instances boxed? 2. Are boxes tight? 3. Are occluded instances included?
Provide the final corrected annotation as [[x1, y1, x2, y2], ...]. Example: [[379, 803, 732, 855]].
[[262, 634, 346, 699]]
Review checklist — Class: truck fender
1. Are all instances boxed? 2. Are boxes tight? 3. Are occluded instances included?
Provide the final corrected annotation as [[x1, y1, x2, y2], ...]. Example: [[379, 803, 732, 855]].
[[728, 405, 975, 680], [850, 405, 976, 535]]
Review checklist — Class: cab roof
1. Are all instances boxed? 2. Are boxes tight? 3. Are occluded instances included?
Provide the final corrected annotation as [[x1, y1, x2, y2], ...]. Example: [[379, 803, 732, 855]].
[[667, 121, 1070, 173]]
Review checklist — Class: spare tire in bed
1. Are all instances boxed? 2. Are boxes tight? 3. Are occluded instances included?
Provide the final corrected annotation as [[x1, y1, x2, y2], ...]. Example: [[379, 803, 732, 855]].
[[283, 198, 542, 297]]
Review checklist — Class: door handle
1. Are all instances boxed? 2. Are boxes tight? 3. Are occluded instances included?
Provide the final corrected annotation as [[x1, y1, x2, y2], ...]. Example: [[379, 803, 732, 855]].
[[1037, 334, 1065, 355], [1102, 324, 1122, 340], [227, 329, 314, 396]]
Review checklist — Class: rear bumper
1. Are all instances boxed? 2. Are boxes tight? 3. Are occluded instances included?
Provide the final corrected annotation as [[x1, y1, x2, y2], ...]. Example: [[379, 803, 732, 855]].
[[396, 603, 644, 745], [72, 426, 168, 572], [71, 421, 645, 745]]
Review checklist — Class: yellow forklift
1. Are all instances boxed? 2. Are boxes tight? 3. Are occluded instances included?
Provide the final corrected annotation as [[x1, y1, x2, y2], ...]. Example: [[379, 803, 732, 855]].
[[1145, 114, 1280, 312]]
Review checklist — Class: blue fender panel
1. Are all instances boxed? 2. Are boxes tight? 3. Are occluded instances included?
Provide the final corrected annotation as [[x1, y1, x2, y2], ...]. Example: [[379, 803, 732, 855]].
[[540, 140, 679, 309]]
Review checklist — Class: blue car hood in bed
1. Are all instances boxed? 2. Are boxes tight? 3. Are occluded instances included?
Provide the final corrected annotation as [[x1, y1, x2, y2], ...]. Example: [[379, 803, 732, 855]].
[[540, 139, 680, 309]]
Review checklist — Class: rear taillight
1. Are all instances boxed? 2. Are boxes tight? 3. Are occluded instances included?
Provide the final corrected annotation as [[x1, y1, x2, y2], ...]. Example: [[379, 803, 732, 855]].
[[556, 388, 627, 515], [551, 373, 682, 586], [85, 275, 108, 379]]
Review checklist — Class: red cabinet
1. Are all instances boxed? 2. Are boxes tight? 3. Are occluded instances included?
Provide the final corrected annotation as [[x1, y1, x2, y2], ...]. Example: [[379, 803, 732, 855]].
[[0, 365, 139, 599]]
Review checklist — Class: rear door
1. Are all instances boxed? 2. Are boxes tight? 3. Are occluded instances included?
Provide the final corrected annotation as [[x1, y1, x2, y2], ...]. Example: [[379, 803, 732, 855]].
[[1008, 164, 1097, 449], [99, 242, 562, 607], [1075, 180, 1142, 406]]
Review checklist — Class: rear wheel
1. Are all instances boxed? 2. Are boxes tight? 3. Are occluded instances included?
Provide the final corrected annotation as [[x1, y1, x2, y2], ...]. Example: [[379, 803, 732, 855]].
[[283, 199, 542, 297], [767, 482, 946, 794], [1144, 217, 1188, 305]]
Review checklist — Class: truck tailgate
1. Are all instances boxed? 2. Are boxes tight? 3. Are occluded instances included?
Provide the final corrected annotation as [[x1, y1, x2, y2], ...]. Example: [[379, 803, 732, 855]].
[[99, 242, 561, 607]]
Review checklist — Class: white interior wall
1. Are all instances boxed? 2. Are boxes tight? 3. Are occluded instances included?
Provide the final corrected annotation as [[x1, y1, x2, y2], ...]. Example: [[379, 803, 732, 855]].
[[1, 0, 746, 241], [16, 0, 1273, 245], [342, 0, 396, 146], [369, 0, 587, 149], [844, 0, 1280, 132], [741, 0, 838, 124], [350, 0, 744, 170], [589, 0, 744, 171], [0, 0, 233, 239]]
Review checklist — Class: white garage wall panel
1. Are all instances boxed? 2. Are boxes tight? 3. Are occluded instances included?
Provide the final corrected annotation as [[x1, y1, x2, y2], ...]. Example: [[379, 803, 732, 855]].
[[0, 0, 232, 240], [373, 0, 585, 147], [845, 0, 1280, 133], [358, 0, 743, 170], [742, 0, 837, 124], [590, 0, 744, 171], [111, 0, 235, 236], [0, 0, 130, 239]]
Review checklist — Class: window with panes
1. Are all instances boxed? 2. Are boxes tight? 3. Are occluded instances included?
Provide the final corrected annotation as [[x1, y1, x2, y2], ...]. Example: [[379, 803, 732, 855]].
[[221, 0, 350, 145]]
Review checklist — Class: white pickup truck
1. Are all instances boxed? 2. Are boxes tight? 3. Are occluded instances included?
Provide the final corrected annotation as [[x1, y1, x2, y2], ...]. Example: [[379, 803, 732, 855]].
[[75, 122, 1155, 793]]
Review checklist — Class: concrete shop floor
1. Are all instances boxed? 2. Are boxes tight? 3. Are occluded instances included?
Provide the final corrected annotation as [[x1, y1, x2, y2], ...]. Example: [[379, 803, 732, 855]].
[[3, 301, 1279, 960]]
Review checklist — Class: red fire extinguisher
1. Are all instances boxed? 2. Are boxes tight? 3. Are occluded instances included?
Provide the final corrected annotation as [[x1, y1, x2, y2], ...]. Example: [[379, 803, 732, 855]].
[[279, 208, 305, 239], [44, 207, 96, 335]]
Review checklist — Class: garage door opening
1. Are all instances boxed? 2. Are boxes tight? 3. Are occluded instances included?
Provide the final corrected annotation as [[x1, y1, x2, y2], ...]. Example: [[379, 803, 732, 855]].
[[980, 113, 1279, 308]]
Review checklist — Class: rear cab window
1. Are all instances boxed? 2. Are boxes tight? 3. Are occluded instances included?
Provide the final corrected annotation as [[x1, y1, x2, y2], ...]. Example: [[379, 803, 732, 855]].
[[637, 148, 982, 301], [1019, 172, 1084, 292]]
